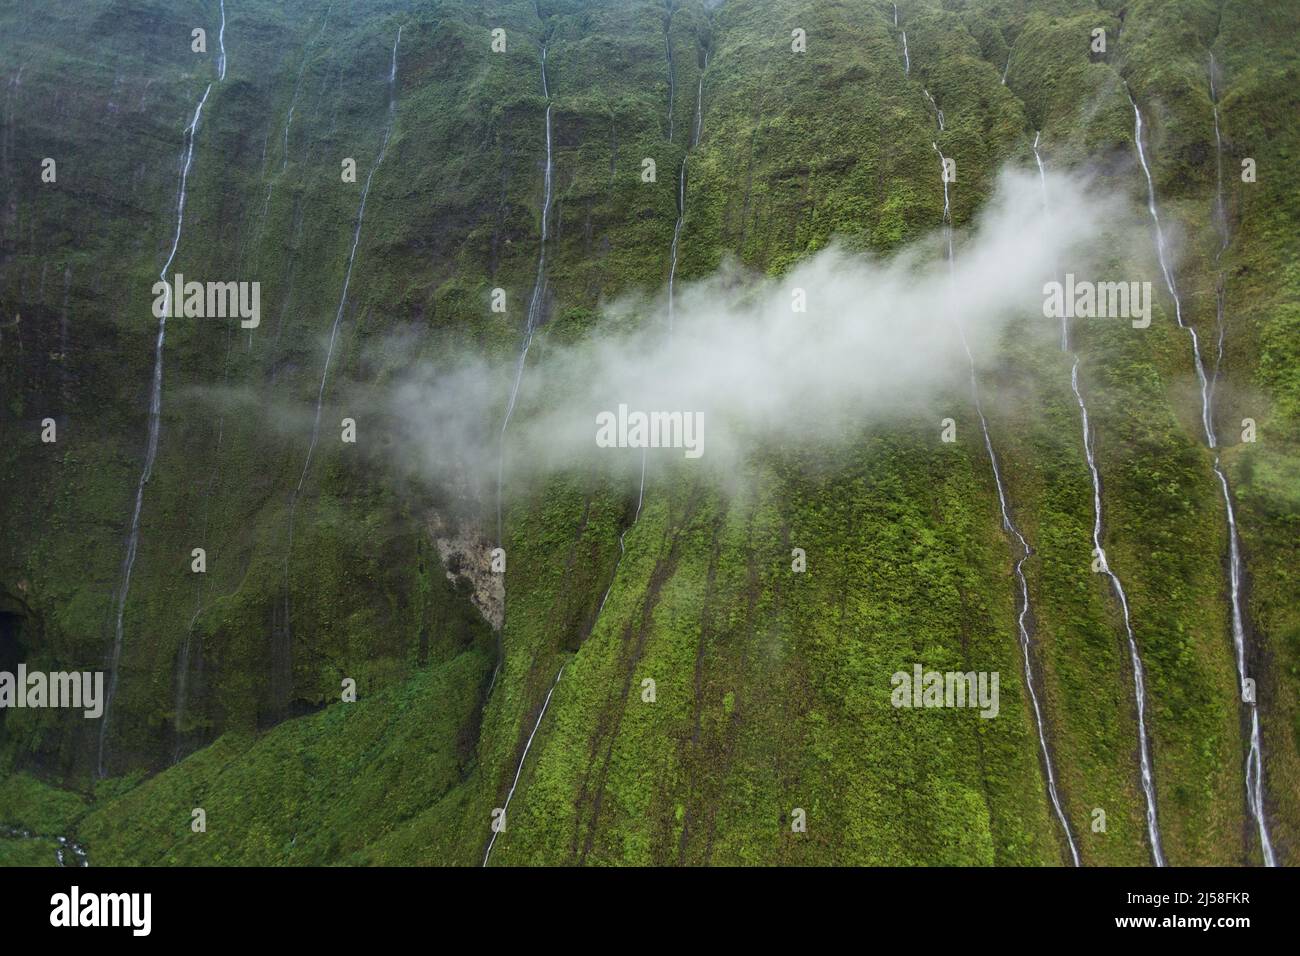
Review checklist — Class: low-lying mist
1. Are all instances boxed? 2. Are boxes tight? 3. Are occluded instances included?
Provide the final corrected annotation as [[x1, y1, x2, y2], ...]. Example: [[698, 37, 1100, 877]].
[[385, 166, 1136, 505]]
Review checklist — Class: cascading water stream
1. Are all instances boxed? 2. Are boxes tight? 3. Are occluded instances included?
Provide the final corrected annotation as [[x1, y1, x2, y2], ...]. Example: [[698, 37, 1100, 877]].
[[173, 331, 234, 763], [217, 0, 227, 82], [1, 824, 88, 867], [1033, 132, 1165, 865], [159, 3, 238, 759], [483, 665, 564, 866], [600, 45, 708, 615], [690, 51, 707, 148], [923, 88, 944, 131], [1215, 464, 1274, 866], [98, 77, 214, 778], [1207, 59, 1275, 866], [1129, 94, 1214, 445], [934, 144, 1080, 866], [1209, 54, 1228, 402], [486, 24, 555, 698], [1130, 86, 1273, 865], [284, 26, 402, 638], [496, 42, 554, 545], [261, 4, 332, 222], [663, 7, 675, 142], [893, 5, 910, 76], [597, 453, 646, 615], [667, 50, 707, 331], [490, 39, 710, 855]]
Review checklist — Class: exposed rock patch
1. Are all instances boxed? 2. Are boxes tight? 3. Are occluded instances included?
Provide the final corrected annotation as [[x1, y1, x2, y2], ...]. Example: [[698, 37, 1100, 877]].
[[428, 512, 502, 630]]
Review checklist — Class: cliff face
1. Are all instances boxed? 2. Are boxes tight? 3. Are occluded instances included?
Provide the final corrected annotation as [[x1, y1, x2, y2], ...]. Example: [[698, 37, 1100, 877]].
[[1, 0, 1297, 867]]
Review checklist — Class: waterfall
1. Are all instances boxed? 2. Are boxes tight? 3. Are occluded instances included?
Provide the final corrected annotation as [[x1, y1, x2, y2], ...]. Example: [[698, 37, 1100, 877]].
[[923, 88, 944, 131], [285, 26, 402, 639], [1129, 95, 1214, 446], [935, 143, 1080, 865], [488, 17, 557, 700], [664, 10, 675, 142], [667, 49, 707, 333], [1072, 354, 1165, 866], [497, 41, 555, 543], [1210, 57, 1228, 409], [894, 3, 915, 76], [173, 396, 228, 762], [597, 46, 707, 620], [1030, 134, 1063, 349], [98, 81, 213, 778], [217, 0, 227, 81], [261, 3, 333, 222], [1206, 59, 1276, 866], [1130, 86, 1274, 864], [1035, 132, 1164, 865], [596, 451, 646, 616], [690, 51, 707, 148], [667, 159, 686, 330], [483, 665, 564, 865]]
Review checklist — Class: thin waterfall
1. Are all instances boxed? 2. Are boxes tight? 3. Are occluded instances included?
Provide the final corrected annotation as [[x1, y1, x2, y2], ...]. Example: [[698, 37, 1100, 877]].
[[98, 80, 213, 777], [285, 26, 402, 639], [483, 666, 564, 866], [496, 42, 554, 544], [690, 50, 706, 148], [1032, 134, 1066, 351], [261, 3, 332, 222], [668, 50, 707, 331], [1210, 53, 1227, 403], [1207, 58, 1276, 866], [667, 156, 686, 329], [1130, 86, 1273, 864], [894, 4, 910, 76], [217, 0, 227, 81], [174, 324, 232, 763], [935, 144, 1080, 865], [923, 88, 944, 131], [173, 413, 224, 760], [597, 452, 646, 616], [600, 46, 709, 615], [1129, 93, 1214, 445], [1034, 132, 1164, 864], [664, 6, 675, 142], [489, 23, 556, 697]]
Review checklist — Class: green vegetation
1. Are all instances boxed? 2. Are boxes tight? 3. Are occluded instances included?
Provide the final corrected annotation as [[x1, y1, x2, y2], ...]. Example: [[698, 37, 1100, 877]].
[[1, 0, 1296, 866]]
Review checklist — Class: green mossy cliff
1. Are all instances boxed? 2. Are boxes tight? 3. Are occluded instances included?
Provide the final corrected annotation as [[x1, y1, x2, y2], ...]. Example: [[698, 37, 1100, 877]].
[[1, 0, 1296, 865]]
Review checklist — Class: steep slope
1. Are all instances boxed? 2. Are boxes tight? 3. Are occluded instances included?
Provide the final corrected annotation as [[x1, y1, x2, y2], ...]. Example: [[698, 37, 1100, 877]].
[[1, 0, 1296, 867]]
